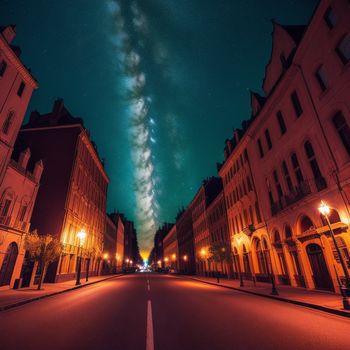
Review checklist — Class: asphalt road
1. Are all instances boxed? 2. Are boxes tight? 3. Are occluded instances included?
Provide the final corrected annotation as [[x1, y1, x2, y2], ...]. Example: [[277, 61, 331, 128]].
[[1, 273, 350, 350]]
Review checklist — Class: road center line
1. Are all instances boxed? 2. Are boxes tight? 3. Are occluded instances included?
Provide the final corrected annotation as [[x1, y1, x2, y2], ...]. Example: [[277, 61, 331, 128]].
[[147, 284, 150, 292], [146, 300, 154, 350]]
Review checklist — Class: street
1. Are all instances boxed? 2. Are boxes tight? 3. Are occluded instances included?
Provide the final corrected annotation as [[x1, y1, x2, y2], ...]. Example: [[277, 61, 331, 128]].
[[1, 274, 350, 350]]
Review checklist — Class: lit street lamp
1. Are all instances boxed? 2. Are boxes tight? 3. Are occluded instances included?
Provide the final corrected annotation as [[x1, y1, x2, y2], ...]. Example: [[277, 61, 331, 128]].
[[76, 229, 86, 286], [319, 201, 350, 310]]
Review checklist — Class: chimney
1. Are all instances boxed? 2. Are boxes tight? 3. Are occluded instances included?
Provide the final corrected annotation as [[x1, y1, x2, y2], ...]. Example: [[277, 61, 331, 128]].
[[33, 160, 44, 181], [18, 148, 31, 169], [1, 25, 16, 44], [53, 98, 64, 115]]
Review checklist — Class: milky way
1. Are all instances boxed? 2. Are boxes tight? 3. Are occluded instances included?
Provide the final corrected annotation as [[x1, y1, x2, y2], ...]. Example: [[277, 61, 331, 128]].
[[107, 0, 159, 256]]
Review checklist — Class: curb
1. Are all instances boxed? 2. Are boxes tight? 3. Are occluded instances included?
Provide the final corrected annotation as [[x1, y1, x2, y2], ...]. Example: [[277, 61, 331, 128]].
[[0, 274, 124, 312], [183, 276, 350, 319]]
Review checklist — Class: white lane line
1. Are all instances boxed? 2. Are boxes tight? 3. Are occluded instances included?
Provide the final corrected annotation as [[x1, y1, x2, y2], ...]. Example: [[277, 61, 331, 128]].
[[147, 284, 150, 292], [146, 300, 154, 350]]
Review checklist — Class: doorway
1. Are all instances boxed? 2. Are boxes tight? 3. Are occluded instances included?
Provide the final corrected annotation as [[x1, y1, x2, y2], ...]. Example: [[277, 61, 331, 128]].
[[307, 243, 333, 291]]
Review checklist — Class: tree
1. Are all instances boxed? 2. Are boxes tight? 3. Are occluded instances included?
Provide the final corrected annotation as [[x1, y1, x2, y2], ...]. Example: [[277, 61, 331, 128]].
[[24, 230, 63, 290], [209, 242, 232, 283]]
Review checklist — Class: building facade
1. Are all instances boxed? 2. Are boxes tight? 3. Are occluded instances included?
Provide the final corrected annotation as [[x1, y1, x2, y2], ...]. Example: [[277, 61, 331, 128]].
[[15, 99, 109, 282], [219, 0, 350, 293], [103, 215, 117, 274], [109, 212, 125, 272], [176, 208, 195, 275], [163, 224, 179, 272], [0, 25, 43, 288], [206, 189, 232, 277]]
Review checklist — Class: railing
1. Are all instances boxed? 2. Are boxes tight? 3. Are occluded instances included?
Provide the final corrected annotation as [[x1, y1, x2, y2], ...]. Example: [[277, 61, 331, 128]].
[[271, 178, 327, 216], [0, 216, 11, 226], [9, 159, 37, 182], [0, 216, 30, 232]]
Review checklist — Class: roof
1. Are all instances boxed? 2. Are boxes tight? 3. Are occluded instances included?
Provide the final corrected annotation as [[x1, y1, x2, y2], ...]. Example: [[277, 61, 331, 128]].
[[280, 24, 307, 45]]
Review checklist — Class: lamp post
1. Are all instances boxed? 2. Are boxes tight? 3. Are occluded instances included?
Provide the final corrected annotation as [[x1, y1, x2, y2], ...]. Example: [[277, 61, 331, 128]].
[[103, 253, 109, 274], [76, 229, 86, 286], [319, 201, 350, 309], [200, 248, 207, 276]]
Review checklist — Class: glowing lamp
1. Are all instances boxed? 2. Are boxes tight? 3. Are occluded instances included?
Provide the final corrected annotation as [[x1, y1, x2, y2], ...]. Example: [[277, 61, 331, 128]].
[[318, 201, 330, 216]]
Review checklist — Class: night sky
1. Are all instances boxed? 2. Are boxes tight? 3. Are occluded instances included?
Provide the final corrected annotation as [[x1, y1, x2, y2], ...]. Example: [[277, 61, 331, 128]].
[[1, 0, 317, 257]]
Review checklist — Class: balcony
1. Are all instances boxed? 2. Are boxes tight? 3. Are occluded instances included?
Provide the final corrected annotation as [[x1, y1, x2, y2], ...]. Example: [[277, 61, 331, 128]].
[[270, 177, 327, 216], [0, 216, 30, 232]]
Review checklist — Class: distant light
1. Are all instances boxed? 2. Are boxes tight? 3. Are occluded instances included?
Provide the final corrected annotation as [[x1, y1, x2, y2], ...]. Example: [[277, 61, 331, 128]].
[[103, 253, 109, 260], [183, 255, 188, 261], [150, 118, 155, 125], [150, 137, 156, 143]]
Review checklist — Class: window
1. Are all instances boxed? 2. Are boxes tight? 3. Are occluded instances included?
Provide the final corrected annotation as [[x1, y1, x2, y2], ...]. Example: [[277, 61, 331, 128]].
[[304, 141, 326, 190], [273, 170, 283, 199], [291, 153, 304, 184], [265, 129, 272, 150], [1, 199, 12, 217], [315, 65, 328, 91], [333, 111, 350, 156], [282, 161, 293, 192], [17, 81, 25, 97], [0, 60, 7, 77], [276, 111, 287, 135], [255, 201, 262, 223], [291, 91, 303, 117], [2, 111, 14, 135], [257, 138, 264, 158], [247, 176, 253, 192], [336, 34, 350, 65], [19, 205, 27, 221], [324, 7, 337, 29]]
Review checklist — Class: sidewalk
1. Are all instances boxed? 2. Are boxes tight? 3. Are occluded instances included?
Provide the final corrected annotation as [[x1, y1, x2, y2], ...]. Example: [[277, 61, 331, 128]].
[[185, 275, 350, 318], [0, 274, 123, 311]]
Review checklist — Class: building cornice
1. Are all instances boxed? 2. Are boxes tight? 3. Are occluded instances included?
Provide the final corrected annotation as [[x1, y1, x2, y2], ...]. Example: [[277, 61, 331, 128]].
[[0, 36, 38, 89]]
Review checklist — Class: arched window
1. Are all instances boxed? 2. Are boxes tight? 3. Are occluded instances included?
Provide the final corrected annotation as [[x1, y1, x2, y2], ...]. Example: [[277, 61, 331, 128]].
[[304, 141, 326, 191], [2, 111, 14, 135], [274, 230, 281, 243], [320, 208, 341, 225], [333, 111, 350, 156], [285, 225, 293, 239], [300, 216, 314, 233]]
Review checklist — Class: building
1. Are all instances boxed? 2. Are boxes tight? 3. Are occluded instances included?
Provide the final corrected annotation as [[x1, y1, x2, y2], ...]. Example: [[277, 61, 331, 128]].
[[206, 187, 232, 277], [162, 224, 179, 272], [219, 0, 350, 294], [123, 217, 135, 269], [218, 127, 266, 283], [176, 207, 195, 275], [109, 212, 125, 272], [0, 25, 43, 288], [14, 99, 109, 282], [153, 223, 173, 270], [102, 214, 117, 274], [189, 177, 223, 276]]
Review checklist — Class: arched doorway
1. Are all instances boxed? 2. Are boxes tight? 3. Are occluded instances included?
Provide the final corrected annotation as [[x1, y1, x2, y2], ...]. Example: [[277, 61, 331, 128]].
[[0, 242, 18, 286], [306, 243, 333, 291]]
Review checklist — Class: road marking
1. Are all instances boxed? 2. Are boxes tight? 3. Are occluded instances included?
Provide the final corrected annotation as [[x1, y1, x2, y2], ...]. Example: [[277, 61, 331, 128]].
[[146, 300, 154, 350], [147, 284, 150, 292]]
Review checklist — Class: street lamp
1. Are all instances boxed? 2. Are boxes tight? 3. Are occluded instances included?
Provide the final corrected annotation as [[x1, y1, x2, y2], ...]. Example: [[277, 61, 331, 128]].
[[76, 229, 86, 286], [319, 201, 350, 310]]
